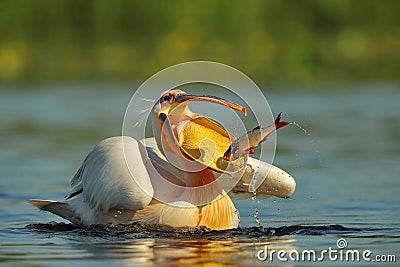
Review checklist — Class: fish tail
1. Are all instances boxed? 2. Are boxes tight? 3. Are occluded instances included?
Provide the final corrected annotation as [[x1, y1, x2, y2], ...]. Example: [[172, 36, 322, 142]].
[[246, 147, 256, 154], [275, 112, 290, 129]]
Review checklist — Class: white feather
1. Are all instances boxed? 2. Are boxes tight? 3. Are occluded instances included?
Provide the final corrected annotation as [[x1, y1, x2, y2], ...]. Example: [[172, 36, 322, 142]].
[[225, 157, 296, 200], [133, 104, 153, 128], [66, 137, 154, 223]]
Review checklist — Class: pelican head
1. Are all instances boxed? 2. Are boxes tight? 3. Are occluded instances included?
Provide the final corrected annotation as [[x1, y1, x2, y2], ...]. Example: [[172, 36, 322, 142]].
[[151, 90, 247, 171]]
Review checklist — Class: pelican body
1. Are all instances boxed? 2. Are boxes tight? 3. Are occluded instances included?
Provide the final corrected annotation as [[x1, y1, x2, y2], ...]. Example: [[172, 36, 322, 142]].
[[29, 90, 295, 230]]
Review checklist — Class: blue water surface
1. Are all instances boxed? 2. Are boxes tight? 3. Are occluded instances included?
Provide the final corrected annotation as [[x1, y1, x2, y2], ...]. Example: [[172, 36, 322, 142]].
[[0, 84, 399, 266]]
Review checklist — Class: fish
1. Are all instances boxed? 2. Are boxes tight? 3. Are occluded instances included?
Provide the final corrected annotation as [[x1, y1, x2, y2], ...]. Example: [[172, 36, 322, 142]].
[[223, 112, 290, 161]]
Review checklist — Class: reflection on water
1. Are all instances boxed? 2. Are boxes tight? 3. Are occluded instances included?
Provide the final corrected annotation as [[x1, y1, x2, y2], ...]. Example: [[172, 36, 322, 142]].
[[12, 223, 357, 265], [0, 84, 400, 266]]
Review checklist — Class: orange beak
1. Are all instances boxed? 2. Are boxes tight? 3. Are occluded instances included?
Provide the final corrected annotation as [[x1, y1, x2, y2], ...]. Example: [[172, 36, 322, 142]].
[[174, 94, 247, 116]]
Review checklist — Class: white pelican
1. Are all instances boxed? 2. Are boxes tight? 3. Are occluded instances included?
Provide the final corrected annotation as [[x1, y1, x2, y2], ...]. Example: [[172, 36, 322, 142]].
[[28, 90, 295, 230]]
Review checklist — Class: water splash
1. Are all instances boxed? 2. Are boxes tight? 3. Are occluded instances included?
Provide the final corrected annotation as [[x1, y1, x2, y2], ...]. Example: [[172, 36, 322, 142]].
[[248, 164, 261, 227], [140, 97, 155, 103], [133, 101, 154, 127], [293, 121, 323, 164], [292, 121, 310, 136], [25, 222, 361, 240]]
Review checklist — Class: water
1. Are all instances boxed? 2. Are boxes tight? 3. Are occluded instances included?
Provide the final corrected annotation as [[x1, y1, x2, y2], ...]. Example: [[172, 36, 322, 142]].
[[1, 84, 399, 266]]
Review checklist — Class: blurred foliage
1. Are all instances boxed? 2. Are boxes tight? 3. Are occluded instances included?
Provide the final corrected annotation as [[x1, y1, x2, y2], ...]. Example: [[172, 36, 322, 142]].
[[0, 0, 399, 86]]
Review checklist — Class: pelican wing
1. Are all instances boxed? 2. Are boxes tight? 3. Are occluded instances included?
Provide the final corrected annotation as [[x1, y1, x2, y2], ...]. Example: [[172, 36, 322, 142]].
[[66, 136, 154, 213], [224, 157, 296, 199]]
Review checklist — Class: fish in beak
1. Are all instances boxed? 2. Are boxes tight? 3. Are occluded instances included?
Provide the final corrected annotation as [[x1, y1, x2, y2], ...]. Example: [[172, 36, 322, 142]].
[[223, 112, 291, 161]]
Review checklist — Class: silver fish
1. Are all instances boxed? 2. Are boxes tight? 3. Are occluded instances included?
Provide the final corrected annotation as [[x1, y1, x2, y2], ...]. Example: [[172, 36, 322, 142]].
[[223, 112, 290, 161]]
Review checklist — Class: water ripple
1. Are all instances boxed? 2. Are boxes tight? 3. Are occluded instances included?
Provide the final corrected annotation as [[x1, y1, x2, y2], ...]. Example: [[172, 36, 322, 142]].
[[25, 222, 363, 241]]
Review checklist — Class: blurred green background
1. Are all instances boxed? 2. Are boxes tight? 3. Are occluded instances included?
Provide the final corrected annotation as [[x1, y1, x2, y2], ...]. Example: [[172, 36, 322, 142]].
[[0, 0, 399, 86]]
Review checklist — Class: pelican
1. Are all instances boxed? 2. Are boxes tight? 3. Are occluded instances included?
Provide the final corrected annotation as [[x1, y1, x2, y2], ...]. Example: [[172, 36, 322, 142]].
[[28, 90, 295, 230]]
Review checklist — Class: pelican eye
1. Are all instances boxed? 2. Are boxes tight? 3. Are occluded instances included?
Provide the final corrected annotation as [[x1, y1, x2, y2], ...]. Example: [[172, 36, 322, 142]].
[[160, 94, 174, 103]]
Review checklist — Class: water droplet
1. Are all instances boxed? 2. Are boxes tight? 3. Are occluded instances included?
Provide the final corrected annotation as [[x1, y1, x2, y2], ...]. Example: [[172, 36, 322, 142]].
[[254, 207, 261, 227], [292, 121, 311, 136], [247, 163, 262, 227]]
